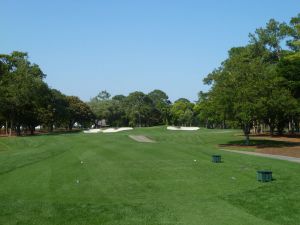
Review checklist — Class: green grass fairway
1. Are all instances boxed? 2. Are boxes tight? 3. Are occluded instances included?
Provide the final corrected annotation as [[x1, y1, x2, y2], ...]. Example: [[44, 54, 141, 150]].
[[1, 127, 300, 225]]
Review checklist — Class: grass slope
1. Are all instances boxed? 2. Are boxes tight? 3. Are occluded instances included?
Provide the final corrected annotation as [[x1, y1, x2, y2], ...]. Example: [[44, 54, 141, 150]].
[[0, 127, 300, 225]]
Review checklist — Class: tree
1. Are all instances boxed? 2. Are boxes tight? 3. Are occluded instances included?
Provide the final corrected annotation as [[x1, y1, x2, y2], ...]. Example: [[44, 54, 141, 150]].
[[0, 51, 97, 135], [95, 90, 111, 101], [278, 52, 300, 99], [106, 98, 127, 127], [148, 90, 171, 125], [203, 46, 273, 144], [249, 18, 290, 64], [38, 89, 70, 131], [195, 91, 226, 128], [88, 91, 112, 127], [0, 52, 49, 135], [170, 98, 194, 126], [201, 14, 300, 143], [286, 13, 300, 51], [66, 96, 94, 130], [125, 91, 154, 127]]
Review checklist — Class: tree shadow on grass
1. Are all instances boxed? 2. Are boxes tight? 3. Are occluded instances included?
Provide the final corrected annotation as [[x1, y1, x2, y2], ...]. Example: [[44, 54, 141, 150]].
[[220, 139, 300, 149], [15, 130, 83, 138], [0, 130, 83, 138], [38, 130, 82, 136]]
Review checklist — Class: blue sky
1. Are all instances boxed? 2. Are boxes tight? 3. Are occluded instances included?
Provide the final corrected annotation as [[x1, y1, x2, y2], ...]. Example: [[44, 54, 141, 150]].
[[1, 0, 299, 102]]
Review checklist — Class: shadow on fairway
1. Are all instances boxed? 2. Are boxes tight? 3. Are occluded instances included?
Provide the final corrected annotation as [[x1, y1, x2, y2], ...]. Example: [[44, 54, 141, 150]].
[[220, 139, 300, 148], [18, 130, 83, 138]]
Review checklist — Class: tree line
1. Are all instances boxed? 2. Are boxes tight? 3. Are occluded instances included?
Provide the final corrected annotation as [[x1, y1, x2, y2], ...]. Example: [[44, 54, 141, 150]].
[[0, 53, 202, 136], [2, 13, 299, 138], [0, 52, 94, 136], [87, 90, 199, 128], [197, 13, 300, 143]]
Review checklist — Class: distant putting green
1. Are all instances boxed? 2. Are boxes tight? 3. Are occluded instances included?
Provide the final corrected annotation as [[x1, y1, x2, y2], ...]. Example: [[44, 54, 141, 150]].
[[0, 127, 300, 225]]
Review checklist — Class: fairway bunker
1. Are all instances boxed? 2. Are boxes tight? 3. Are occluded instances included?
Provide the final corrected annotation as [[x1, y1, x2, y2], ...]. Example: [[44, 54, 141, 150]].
[[129, 135, 155, 143], [83, 127, 133, 134], [103, 127, 133, 133], [167, 126, 200, 131]]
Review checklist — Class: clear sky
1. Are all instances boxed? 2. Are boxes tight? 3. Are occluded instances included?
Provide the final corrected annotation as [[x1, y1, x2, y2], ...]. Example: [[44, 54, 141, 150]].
[[1, 0, 299, 102]]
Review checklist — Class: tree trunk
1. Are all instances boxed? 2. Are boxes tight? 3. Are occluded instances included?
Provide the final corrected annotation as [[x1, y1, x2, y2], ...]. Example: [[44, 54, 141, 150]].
[[245, 133, 250, 145], [138, 113, 141, 127], [68, 121, 73, 131], [9, 119, 13, 136], [49, 123, 54, 132], [223, 120, 226, 129], [243, 124, 251, 145], [291, 119, 295, 134], [277, 121, 285, 135], [295, 121, 299, 133], [16, 125, 21, 136], [270, 125, 275, 136], [30, 126, 35, 135], [5, 120, 8, 135]]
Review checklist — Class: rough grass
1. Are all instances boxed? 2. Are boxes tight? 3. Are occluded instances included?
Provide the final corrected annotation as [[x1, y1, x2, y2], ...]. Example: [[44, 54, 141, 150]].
[[0, 127, 299, 225]]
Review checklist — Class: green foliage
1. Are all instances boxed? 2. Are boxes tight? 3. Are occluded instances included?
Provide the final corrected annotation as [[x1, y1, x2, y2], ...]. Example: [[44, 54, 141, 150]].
[[88, 90, 174, 127], [278, 52, 300, 98], [148, 90, 171, 125], [0, 52, 94, 135], [200, 13, 300, 143], [170, 98, 195, 126], [125, 91, 154, 127], [66, 96, 94, 129]]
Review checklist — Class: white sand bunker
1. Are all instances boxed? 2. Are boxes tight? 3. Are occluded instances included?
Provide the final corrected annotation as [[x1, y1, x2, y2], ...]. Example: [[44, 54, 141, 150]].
[[129, 135, 155, 143], [83, 127, 133, 134], [167, 126, 200, 131], [83, 129, 103, 134], [103, 127, 133, 133]]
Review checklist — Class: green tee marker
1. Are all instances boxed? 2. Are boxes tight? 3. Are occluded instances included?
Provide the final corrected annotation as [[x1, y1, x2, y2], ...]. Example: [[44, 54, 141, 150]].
[[212, 155, 222, 163], [257, 171, 273, 182]]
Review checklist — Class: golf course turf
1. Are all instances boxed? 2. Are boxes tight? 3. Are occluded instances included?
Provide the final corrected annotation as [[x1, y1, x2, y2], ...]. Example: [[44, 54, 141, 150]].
[[0, 127, 300, 225]]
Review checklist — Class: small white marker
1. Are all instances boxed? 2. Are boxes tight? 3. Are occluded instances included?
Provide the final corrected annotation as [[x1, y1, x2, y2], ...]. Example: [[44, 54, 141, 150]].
[[81, 161, 84, 164], [231, 177, 236, 180], [76, 179, 80, 184], [194, 160, 197, 162]]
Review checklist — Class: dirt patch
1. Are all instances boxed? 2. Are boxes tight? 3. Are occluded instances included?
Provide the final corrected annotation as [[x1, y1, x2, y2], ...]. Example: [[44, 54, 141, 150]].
[[129, 135, 155, 143], [220, 136, 300, 158], [255, 147, 300, 158]]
